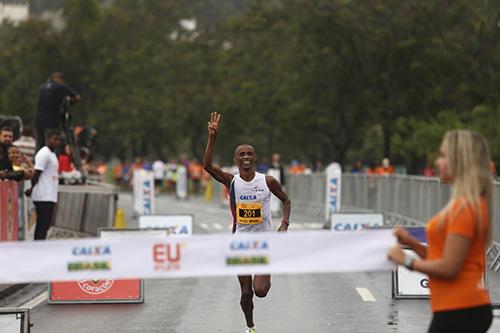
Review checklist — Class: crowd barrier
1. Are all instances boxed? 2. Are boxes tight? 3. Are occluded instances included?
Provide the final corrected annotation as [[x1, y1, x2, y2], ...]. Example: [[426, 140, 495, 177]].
[[286, 173, 500, 245], [53, 182, 118, 236]]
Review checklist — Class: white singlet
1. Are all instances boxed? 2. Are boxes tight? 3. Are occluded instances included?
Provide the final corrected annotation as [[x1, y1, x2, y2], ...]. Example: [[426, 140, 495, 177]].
[[229, 172, 272, 233]]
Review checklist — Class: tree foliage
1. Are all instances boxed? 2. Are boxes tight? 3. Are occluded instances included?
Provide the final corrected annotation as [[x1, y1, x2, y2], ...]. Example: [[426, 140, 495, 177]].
[[0, 0, 499, 172]]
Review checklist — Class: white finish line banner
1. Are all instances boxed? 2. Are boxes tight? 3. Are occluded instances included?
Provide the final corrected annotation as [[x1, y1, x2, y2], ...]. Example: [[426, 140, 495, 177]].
[[0, 230, 395, 284]]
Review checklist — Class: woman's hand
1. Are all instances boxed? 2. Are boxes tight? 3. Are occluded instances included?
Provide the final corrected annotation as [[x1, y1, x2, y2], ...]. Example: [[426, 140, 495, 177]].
[[388, 244, 405, 265]]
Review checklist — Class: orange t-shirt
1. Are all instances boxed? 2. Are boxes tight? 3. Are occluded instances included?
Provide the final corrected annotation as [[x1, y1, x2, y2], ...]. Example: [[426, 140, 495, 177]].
[[426, 198, 490, 312]]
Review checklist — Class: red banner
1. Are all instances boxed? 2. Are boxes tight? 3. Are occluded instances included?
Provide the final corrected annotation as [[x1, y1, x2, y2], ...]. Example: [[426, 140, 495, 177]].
[[0, 181, 18, 241], [49, 279, 142, 303]]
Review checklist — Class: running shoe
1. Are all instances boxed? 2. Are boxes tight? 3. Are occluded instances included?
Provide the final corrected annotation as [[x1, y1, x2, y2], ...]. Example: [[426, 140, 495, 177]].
[[245, 327, 257, 333]]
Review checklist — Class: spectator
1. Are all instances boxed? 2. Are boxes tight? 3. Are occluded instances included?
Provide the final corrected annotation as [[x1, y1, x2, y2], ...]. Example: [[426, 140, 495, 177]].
[[313, 159, 323, 174], [188, 158, 204, 194], [270, 153, 286, 186], [0, 127, 14, 171], [58, 144, 81, 184], [351, 160, 363, 174], [375, 157, 395, 175], [165, 159, 177, 193], [288, 159, 305, 175], [13, 126, 36, 162], [35, 72, 81, 151], [8, 145, 33, 180], [25, 130, 62, 240], [152, 159, 165, 194], [365, 161, 377, 175], [113, 160, 124, 186], [256, 157, 270, 174], [423, 164, 436, 177]]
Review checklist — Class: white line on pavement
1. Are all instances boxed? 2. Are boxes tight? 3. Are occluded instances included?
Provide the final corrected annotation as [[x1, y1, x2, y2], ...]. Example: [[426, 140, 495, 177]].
[[290, 223, 305, 229], [213, 223, 223, 230], [355, 287, 376, 302], [199, 223, 209, 229], [19, 291, 48, 309]]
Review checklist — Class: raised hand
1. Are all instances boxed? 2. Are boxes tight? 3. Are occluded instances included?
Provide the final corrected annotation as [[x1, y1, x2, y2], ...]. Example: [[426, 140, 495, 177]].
[[208, 112, 221, 136]]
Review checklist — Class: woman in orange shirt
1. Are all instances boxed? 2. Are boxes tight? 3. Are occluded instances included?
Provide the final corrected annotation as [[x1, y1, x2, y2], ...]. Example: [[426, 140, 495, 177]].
[[388, 129, 493, 333]]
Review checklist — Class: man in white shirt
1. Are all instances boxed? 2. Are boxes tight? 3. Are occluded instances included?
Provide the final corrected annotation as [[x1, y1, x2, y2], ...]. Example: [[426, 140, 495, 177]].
[[152, 159, 165, 194], [25, 130, 62, 240]]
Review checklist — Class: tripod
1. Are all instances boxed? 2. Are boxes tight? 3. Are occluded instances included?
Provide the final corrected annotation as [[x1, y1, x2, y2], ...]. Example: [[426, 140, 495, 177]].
[[60, 97, 84, 180]]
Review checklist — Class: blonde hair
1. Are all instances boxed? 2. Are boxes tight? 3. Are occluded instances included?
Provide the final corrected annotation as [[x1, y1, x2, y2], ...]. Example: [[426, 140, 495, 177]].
[[441, 129, 494, 243]]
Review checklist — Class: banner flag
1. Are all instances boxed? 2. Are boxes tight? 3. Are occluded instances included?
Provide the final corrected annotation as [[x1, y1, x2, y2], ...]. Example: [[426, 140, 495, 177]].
[[0, 230, 395, 284]]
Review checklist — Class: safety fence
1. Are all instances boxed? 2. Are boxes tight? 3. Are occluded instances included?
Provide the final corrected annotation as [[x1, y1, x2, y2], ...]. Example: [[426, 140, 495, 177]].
[[286, 173, 500, 271], [54, 182, 118, 236], [0, 180, 118, 241]]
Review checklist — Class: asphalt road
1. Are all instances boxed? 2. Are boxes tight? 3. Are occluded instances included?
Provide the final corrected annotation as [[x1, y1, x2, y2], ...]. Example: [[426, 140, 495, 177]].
[[5, 192, 500, 332]]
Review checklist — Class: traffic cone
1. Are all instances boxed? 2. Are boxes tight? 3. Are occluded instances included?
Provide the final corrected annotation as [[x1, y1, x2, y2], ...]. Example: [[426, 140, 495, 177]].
[[204, 181, 213, 202], [114, 208, 127, 229]]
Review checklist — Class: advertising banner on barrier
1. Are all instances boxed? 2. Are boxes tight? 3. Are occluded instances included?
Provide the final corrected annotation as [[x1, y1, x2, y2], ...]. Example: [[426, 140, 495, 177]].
[[139, 215, 193, 235], [325, 163, 342, 221], [49, 229, 173, 304], [392, 227, 429, 298], [330, 213, 384, 232], [0, 181, 19, 241], [0, 230, 395, 284], [133, 170, 155, 216]]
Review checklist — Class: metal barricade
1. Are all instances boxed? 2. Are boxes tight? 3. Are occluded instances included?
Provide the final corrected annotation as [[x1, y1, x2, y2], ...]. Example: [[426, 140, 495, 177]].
[[53, 182, 118, 236], [286, 173, 500, 244]]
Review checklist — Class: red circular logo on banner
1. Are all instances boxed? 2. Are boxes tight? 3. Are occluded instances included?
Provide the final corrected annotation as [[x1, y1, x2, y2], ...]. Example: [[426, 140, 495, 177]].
[[77, 279, 115, 295]]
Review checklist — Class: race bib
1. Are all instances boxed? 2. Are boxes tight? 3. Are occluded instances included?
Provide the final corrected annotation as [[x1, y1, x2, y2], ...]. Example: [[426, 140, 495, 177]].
[[237, 202, 263, 225]]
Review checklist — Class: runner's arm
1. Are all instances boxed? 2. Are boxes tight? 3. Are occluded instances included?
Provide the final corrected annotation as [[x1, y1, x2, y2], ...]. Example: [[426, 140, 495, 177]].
[[203, 112, 233, 188], [266, 175, 291, 232]]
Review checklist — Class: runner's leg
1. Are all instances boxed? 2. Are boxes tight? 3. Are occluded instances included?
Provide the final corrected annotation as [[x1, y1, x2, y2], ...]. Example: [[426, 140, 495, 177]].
[[253, 274, 271, 298], [238, 275, 254, 327]]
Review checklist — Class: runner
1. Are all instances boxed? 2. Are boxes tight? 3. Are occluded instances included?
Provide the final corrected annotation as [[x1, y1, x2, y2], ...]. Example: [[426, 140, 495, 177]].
[[203, 112, 291, 333]]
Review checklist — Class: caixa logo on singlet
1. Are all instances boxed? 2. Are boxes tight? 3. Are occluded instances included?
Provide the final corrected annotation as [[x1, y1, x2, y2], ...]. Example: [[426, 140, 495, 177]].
[[239, 194, 257, 200], [152, 243, 184, 271]]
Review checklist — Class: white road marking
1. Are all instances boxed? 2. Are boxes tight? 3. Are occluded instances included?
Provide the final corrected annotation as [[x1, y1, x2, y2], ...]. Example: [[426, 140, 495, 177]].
[[199, 223, 209, 229], [290, 223, 304, 229], [19, 291, 48, 309], [309, 222, 325, 229], [355, 287, 376, 302], [213, 223, 223, 230]]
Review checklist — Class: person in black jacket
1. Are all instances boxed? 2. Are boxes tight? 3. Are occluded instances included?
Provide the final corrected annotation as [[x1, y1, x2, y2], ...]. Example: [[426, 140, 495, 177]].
[[35, 72, 81, 151]]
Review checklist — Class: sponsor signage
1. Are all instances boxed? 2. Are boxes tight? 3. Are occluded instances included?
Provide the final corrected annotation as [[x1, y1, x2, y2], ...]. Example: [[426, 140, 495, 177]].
[[176, 165, 188, 200], [330, 213, 384, 232], [49, 229, 171, 304], [0, 230, 395, 284], [139, 215, 193, 235], [133, 170, 155, 216], [325, 163, 342, 221], [392, 228, 429, 299], [393, 249, 430, 298], [0, 181, 19, 241]]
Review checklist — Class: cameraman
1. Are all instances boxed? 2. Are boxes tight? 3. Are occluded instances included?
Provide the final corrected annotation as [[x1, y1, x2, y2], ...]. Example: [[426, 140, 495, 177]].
[[35, 72, 81, 151]]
